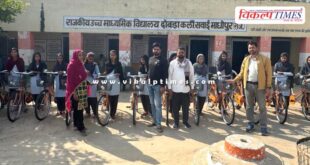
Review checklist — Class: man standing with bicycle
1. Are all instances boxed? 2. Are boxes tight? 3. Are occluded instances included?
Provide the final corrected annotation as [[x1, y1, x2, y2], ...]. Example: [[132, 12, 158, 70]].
[[227, 41, 272, 136], [147, 42, 168, 133]]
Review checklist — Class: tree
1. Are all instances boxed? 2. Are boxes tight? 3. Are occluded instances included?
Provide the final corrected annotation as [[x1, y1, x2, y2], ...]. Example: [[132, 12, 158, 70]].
[[0, 0, 26, 31]]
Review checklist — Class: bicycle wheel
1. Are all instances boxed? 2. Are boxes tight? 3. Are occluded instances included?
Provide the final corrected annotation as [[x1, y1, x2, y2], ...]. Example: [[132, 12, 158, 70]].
[[221, 94, 235, 126], [7, 91, 21, 122], [275, 95, 288, 124], [96, 95, 110, 126], [301, 95, 310, 121], [65, 110, 73, 126], [35, 90, 51, 121], [194, 95, 200, 126]]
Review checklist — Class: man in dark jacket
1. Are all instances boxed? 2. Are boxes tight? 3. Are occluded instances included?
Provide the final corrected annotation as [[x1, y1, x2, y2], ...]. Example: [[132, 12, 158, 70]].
[[147, 42, 168, 133]]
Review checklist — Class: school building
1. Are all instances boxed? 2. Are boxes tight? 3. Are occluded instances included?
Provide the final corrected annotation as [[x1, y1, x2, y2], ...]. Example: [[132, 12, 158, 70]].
[[1, 0, 310, 73]]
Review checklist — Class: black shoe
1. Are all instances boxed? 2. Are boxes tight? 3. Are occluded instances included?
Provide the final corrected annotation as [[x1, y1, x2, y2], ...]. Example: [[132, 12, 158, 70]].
[[246, 123, 255, 133], [260, 128, 269, 136], [172, 123, 179, 129], [156, 125, 163, 133], [184, 122, 191, 128], [147, 123, 156, 127]]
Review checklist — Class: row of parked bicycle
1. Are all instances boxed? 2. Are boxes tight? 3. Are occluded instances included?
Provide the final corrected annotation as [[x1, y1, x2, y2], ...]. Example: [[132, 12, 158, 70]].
[[0, 69, 309, 127]]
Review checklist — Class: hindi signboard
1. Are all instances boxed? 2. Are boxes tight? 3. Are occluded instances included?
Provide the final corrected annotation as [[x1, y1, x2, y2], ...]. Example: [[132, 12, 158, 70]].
[[64, 16, 246, 32]]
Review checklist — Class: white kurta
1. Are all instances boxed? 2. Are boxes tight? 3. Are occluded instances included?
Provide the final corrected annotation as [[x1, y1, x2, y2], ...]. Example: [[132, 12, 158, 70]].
[[54, 75, 66, 97], [30, 74, 44, 95]]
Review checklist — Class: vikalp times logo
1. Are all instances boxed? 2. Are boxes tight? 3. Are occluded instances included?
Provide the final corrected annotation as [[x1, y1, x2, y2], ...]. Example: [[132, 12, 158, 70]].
[[235, 6, 305, 24]]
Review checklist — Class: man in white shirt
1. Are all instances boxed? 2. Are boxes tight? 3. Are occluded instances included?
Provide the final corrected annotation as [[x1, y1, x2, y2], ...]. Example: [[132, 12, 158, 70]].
[[168, 47, 194, 129]]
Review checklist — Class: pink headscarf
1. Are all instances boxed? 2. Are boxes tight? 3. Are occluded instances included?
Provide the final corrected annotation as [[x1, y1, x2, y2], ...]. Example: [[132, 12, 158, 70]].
[[65, 49, 87, 112]]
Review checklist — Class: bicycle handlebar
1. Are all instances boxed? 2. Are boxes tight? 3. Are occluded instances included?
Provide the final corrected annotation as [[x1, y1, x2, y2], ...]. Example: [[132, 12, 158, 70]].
[[0, 70, 8, 74], [13, 71, 33, 75], [43, 70, 66, 75]]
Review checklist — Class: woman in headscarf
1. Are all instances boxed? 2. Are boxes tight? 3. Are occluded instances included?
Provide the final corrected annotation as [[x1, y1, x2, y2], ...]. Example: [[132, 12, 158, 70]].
[[53, 53, 67, 116], [65, 49, 88, 136], [84, 52, 100, 117], [193, 54, 208, 115], [217, 51, 232, 75], [28, 52, 47, 102], [5, 48, 25, 86], [139, 55, 151, 117], [104, 50, 124, 120]]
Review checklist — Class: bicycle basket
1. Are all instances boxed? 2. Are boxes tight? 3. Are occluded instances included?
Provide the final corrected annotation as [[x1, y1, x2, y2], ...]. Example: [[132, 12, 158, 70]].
[[8, 76, 21, 88], [297, 137, 310, 165], [194, 83, 204, 91], [277, 79, 290, 91], [99, 82, 112, 91]]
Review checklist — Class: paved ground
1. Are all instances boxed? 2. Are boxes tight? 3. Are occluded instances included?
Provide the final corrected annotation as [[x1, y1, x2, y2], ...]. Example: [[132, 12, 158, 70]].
[[0, 91, 309, 165]]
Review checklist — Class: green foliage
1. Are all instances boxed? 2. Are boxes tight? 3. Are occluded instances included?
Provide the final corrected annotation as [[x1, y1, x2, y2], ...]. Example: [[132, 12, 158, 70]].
[[0, 0, 26, 31]]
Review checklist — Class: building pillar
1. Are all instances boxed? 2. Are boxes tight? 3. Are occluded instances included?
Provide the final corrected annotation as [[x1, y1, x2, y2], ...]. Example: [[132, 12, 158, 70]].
[[119, 33, 131, 66], [299, 37, 310, 67], [212, 36, 227, 66], [167, 32, 179, 58], [18, 31, 34, 65], [258, 36, 271, 58], [69, 32, 83, 59]]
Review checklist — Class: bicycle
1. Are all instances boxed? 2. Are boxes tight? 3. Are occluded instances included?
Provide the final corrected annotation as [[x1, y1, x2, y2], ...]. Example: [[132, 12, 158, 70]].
[[208, 73, 236, 125], [7, 71, 33, 122], [95, 74, 114, 126], [297, 73, 310, 121], [127, 72, 147, 125], [192, 75, 208, 126], [0, 70, 9, 110], [35, 70, 66, 121], [272, 72, 293, 124]]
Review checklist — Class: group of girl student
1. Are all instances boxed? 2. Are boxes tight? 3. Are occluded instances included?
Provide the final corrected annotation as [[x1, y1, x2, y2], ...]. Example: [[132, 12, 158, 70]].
[[84, 52, 100, 117], [53, 53, 67, 115]]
